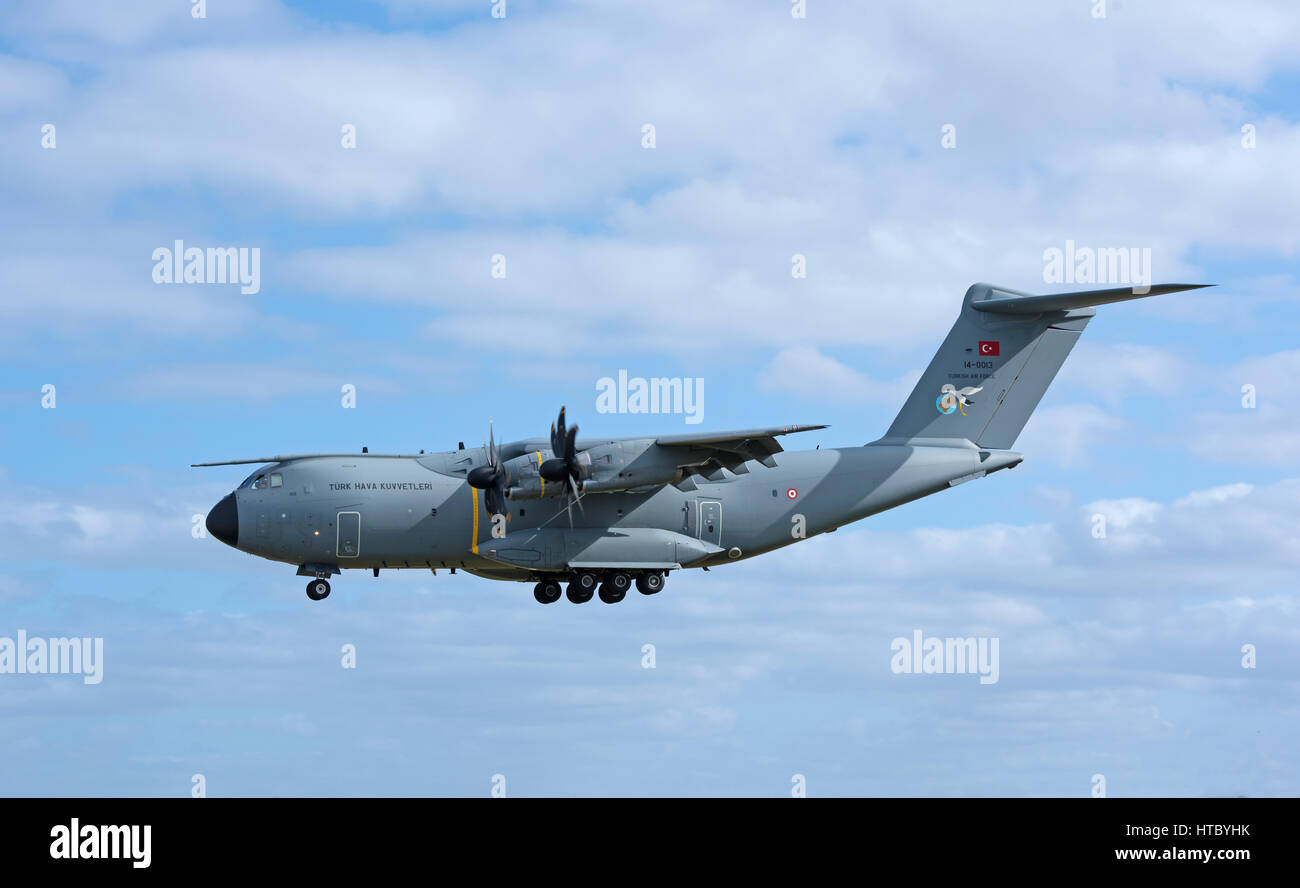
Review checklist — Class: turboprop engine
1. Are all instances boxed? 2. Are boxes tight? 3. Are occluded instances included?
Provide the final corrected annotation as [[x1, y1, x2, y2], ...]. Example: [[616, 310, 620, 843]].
[[503, 439, 684, 499], [497, 407, 686, 502]]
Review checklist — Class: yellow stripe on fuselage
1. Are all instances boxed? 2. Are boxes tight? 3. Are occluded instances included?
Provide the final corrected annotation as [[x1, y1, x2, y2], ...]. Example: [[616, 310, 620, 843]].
[[471, 487, 479, 554], [537, 451, 544, 497]]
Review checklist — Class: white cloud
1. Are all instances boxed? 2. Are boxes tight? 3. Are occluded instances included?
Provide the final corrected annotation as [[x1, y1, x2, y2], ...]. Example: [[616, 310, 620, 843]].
[[127, 362, 401, 403], [1058, 343, 1190, 401], [1185, 350, 1300, 465], [757, 346, 917, 405], [1014, 404, 1125, 467], [1173, 482, 1254, 508]]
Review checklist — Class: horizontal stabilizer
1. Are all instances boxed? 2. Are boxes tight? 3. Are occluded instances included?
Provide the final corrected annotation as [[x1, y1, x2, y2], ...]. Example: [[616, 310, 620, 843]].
[[971, 283, 1211, 315]]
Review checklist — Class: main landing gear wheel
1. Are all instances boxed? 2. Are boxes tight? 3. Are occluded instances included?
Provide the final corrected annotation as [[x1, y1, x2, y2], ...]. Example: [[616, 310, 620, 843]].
[[599, 572, 631, 604], [566, 580, 594, 604], [306, 579, 331, 601], [533, 580, 562, 604], [636, 573, 665, 595], [572, 572, 599, 596]]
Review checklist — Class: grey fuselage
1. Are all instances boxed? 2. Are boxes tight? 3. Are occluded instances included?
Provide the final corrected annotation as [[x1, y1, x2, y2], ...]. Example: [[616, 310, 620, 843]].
[[215, 440, 1022, 582], [201, 280, 1208, 588]]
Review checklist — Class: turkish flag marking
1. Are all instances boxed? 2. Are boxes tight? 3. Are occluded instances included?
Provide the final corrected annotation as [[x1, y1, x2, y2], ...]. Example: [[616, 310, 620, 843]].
[[979, 341, 1000, 356]]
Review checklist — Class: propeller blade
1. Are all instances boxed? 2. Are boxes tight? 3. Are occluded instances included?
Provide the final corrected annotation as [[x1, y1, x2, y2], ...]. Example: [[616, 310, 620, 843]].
[[486, 485, 507, 518], [469, 418, 505, 491], [552, 406, 567, 457]]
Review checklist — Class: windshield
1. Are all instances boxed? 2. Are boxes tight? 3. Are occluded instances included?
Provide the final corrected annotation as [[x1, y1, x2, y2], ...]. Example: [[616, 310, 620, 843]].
[[238, 467, 282, 490]]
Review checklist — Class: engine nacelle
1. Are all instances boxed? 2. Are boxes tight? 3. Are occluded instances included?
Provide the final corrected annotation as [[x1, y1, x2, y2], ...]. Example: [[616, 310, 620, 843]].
[[503, 452, 549, 500], [505, 439, 684, 498], [574, 441, 683, 493]]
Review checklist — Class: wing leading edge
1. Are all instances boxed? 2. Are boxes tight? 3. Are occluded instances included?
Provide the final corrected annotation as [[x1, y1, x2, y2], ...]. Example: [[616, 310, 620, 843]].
[[654, 423, 828, 470]]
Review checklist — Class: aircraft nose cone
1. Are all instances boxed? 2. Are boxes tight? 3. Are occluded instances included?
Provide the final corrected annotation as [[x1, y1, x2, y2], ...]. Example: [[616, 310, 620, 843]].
[[206, 493, 239, 547]]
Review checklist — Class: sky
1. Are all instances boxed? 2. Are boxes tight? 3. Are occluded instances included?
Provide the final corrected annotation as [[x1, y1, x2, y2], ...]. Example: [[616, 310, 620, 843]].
[[1, 0, 1297, 797]]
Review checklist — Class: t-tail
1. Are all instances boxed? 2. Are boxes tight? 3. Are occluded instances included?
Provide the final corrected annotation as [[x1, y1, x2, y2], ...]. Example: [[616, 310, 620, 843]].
[[876, 282, 1210, 449]]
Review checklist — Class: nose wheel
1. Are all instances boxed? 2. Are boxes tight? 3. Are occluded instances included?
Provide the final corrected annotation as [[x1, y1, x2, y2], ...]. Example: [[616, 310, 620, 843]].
[[306, 579, 331, 601]]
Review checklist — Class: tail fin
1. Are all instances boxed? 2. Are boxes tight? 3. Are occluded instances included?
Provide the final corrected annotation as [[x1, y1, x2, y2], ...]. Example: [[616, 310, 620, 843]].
[[878, 282, 1210, 449]]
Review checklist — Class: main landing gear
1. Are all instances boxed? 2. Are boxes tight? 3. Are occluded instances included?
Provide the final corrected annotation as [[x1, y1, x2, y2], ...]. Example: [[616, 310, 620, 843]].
[[306, 578, 331, 601], [565, 571, 598, 604], [533, 579, 563, 604], [533, 571, 668, 605], [598, 572, 630, 604], [636, 573, 664, 595]]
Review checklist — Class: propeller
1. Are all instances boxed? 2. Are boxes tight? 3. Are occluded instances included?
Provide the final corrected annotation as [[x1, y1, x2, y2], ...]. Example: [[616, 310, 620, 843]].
[[466, 420, 509, 518], [539, 406, 586, 525]]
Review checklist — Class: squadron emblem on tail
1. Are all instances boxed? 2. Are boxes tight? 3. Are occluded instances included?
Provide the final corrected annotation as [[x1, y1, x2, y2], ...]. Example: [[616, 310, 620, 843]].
[[937, 384, 982, 416]]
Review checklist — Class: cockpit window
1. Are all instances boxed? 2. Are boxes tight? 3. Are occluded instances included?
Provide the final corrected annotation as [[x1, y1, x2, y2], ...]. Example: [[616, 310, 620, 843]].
[[238, 468, 281, 491]]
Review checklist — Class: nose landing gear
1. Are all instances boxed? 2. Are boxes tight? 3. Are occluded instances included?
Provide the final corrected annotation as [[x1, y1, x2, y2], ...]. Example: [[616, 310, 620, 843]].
[[306, 579, 331, 601]]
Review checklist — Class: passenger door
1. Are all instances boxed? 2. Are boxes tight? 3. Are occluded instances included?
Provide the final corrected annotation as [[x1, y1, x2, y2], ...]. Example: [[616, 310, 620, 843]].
[[336, 511, 361, 559]]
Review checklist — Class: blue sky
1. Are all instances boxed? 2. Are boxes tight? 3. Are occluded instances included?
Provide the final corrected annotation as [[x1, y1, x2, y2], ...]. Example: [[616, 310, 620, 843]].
[[1, 0, 1298, 796]]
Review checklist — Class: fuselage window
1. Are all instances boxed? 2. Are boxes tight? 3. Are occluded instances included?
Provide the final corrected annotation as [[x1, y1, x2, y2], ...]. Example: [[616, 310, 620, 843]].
[[270, 473, 283, 488], [252, 474, 269, 490]]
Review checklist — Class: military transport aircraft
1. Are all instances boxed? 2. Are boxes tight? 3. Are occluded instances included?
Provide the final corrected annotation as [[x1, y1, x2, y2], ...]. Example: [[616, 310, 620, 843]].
[[195, 282, 1207, 604]]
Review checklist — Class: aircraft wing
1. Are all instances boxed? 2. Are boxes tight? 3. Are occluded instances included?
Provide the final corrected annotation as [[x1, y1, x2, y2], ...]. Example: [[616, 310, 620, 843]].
[[191, 453, 422, 467], [653, 424, 827, 470]]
